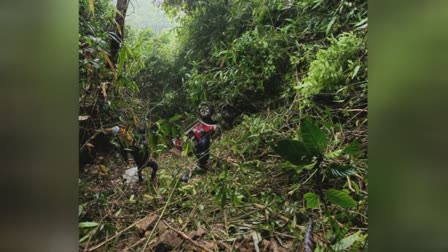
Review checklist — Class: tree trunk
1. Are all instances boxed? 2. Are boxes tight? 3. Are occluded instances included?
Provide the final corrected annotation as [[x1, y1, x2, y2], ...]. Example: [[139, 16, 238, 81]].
[[111, 0, 129, 65]]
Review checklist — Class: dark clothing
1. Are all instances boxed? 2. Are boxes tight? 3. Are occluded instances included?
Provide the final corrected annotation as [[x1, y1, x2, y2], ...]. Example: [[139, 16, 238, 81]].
[[196, 134, 210, 153], [80, 127, 158, 183], [120, 139, 158, 182], [194, 133, 211, 169]]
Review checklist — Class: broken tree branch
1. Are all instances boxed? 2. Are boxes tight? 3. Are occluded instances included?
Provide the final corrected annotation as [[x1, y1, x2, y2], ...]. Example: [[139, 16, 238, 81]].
[[162, 220, 213, 252]]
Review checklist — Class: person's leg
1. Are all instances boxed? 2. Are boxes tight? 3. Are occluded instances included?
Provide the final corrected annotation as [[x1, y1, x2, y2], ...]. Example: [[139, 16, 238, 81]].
[[194, 147, 202, 168], [148, 159, 158, 183], [119, 148, 130, 163], [198, 151, 209, 170], [129, 150, 142, 182]]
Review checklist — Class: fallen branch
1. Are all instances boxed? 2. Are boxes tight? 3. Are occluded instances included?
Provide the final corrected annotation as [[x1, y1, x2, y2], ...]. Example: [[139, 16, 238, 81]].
[[337, 108, 367, 112], [162, 220, 213, 252], [79, 130, 102, 151], [123, 237, 157, 252], [87, 215, 148, 251], [304, 218, 314, 252], [87, 195, 189, 251], [141, 178, 180, 251], [83, 214, 111, 252]]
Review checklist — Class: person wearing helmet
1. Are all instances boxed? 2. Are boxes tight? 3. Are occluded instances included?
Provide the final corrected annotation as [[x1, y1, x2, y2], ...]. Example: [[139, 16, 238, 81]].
[[194, 128, 211, 170]]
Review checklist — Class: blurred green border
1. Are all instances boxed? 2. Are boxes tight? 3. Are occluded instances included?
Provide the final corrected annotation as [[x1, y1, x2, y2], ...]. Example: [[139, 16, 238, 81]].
[[0, 0, 78, 250], [370, 0, 448, 251]]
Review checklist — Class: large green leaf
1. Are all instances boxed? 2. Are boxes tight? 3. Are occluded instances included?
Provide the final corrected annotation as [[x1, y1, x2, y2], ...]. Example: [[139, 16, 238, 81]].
[[326, 16, 337, 34], [169, 114, 182, 123], [343, 140, 361, 157], [304, 192, 319, 208], [331, 231, 362, 251], [182, 140, 193, 157], [272, 140, 313, 166], [326, 189, 356, 208], [78, 205, 83, 217], [79, 233, 90, 243], [300, 118, 328, 155], [278, 162, 305, 174], [171, 126, 179, 138], [325, 149, 343, 158], [328, 164, 356, 177], [79, 222, 99, 228], [348, 234, 367, 252], [148, 132, 157, 148]]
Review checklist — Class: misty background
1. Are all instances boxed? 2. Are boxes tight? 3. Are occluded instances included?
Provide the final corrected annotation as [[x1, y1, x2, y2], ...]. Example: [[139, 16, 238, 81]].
[[111, 0, 173, 34]]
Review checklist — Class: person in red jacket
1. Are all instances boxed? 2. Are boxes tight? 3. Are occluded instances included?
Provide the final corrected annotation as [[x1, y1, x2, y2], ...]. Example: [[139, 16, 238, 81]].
[[177, 119, 218, 182]]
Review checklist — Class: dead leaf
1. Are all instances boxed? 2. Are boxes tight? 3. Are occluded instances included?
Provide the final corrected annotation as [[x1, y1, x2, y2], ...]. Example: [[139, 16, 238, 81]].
[[217, 241, 232, 251], [99, 82, 111, 98], [203, 241, 218, 251], [277, 214, 290, 222], [135, 214, 158, 233], [184, 240, 217, 252], [277, 239, 293, 252], [189, 227, 207, 240], [262, 239, 271, 251], [157, 221, 168, 234], [95, 165, 109, 175], [270, 237, 280, 252], [169, 148, 182, 157], [100, 49, 116, 79], [155, 230, 182, 250], [79, 115, 90, 121], [253, 203, 265, 209], [143, 194, 154, 200], [88, 0, 94, 15], [210, 223, 227, 239]]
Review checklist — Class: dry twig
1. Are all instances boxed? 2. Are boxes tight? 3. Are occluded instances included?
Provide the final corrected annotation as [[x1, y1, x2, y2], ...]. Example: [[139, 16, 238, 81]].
[[162, 220, 213, 252]]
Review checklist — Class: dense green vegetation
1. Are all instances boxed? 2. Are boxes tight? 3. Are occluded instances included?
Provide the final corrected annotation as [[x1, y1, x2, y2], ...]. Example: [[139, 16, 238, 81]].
[[79, 0, 367, 250]]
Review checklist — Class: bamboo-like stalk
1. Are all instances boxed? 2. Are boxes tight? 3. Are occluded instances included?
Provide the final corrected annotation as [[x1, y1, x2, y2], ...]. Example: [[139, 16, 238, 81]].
[[141, 177, 180, 251]]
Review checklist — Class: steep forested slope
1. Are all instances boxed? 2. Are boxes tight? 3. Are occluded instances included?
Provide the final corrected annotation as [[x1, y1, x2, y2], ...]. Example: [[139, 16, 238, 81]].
[[79, 0, 367, 251]]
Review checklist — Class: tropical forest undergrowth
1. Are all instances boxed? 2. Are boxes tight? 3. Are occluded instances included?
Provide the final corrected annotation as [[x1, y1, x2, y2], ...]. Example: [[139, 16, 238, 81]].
[[79, 0, 367, 251]]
